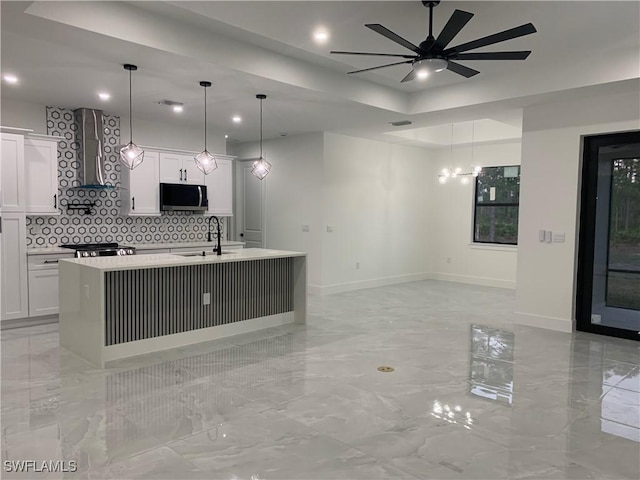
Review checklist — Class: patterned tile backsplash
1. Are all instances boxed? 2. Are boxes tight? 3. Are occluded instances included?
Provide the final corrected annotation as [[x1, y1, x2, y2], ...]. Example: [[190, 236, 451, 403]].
[[26, 107, 224, 247]]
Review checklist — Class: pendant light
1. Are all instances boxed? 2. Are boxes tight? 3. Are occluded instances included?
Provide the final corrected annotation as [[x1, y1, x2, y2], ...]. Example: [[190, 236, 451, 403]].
[[252, 94, 271, 180], [194, 81, 218, 175], [119, 64, 144, 170]]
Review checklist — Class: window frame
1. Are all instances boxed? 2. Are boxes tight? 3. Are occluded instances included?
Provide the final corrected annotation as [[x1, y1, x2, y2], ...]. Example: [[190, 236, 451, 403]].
[[472, 165, 521, 246]]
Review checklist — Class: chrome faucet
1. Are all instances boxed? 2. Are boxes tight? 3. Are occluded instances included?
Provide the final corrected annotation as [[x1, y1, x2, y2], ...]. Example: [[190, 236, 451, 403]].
[[207, 215, 222, 256]]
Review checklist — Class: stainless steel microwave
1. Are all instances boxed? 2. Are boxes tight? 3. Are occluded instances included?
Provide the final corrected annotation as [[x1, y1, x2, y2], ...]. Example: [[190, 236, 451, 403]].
[[160, 183, 208, 211]]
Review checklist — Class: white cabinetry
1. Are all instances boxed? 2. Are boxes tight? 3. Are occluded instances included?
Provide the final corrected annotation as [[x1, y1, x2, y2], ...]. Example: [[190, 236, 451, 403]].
[[27, 253, 73, 317], [1, 133, 25, 212], [159, 152, 204, 185], [1, 213, 28, 320], [205, 157, 234, 216], [24, 136, 59, 215], [121, 150, 160, 216]]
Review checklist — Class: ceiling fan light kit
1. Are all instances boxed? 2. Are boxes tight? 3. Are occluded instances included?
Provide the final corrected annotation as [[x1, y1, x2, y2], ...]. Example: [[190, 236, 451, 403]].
[[331, 0, 536, 83]]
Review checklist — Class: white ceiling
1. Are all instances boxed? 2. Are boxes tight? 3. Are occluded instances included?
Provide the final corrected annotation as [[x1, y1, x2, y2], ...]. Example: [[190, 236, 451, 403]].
[[1, 1, 638, 146]]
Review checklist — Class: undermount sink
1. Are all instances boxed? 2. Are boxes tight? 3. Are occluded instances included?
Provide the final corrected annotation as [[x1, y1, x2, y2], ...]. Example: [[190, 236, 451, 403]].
[[174, 251, 238, 257]]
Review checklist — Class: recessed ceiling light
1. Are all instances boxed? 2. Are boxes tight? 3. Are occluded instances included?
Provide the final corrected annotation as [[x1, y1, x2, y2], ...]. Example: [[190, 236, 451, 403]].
[[3, 74, 19, 84], [232, 115, 242, 124], [313, 30, 329, 43], [172, 105, 184, 113], [224, 134, 229, 139], [98, 92, 111, 101]]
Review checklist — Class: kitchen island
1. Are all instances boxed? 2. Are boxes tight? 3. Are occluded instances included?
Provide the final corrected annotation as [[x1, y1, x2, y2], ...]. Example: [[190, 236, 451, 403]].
[[59, 249, 306, 367]]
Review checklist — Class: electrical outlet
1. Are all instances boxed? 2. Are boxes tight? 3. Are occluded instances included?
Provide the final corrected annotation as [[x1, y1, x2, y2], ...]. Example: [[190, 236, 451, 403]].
[[591, 314, 601, 324], [326, 225, 334, 233], [302, 224, 310, 232], [355, 262, 360, 269], [203, 293, 211, 305]]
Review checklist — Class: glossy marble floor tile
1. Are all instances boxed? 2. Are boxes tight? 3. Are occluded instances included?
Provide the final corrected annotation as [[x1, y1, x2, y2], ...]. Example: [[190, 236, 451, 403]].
[[2, 280, 639, 479]]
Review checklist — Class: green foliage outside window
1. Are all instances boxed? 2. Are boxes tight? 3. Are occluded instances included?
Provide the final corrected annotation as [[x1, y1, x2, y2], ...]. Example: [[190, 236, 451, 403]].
[[474, 166, 520, 245]]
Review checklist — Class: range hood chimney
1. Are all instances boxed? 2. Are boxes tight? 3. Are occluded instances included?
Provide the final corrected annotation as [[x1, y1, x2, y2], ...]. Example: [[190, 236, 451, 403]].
[[74, 108, 112, 188]]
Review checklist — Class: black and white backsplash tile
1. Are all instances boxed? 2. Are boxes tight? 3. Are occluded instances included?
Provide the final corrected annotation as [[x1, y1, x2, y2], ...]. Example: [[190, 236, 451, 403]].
[[26, 107, 223, 247]]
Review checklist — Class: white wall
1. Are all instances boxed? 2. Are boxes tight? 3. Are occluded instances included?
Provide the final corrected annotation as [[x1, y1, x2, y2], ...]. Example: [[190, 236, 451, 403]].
[[0, 98, 226, 154], [516, 89, 640, 332], [321, 133, 431, 293], [1, 98, 47, 132], [430, 140, 521, 289], [231, 132, 433, 294], [230, 133, 324, 288]]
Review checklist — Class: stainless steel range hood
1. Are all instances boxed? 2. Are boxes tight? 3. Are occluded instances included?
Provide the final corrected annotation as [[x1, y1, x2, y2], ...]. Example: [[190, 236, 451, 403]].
[[74, 108, 113, 188]]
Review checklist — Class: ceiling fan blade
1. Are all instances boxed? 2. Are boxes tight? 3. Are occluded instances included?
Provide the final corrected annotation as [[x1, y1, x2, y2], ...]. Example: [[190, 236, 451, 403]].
[[444, 23, 537, 55], [401, 70, 417, 83], [330, 51, 416, 59], [365, 24, 422, 54], [453, 51, 531, 60], [446, 61, 480, 78], [347, 60, 413, 74], [434, 10, 474, 50]]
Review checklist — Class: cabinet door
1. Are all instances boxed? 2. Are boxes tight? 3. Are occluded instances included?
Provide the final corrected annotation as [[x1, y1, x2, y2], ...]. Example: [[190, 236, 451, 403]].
[[24, 138, 58, 215], [129, 151, 160, 215], [1, 213, 28, 320], [159, 152, 183, 184], [206, 158, 233, 216], [1, 133, 25, 212], [28, 269, 59, 317], [182, 155, 205, 185]]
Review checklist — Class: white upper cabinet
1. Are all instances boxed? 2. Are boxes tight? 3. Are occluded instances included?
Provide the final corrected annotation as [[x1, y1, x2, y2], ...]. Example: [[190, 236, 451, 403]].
[[182, 155, 205, 185], [1, 133, 25, 212], [159, 152, 204, 185], [121, 150, 160, 216], [24, 137, 59, 215], [205, 157, 234, 216]]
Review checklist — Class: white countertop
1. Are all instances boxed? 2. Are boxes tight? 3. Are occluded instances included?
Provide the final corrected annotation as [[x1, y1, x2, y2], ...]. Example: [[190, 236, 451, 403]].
[[59, 248, 306, 271], [27, 240, 245, 255]]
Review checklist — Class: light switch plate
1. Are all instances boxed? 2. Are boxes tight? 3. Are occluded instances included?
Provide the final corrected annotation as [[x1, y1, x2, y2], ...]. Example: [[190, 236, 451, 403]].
[[545, 231, 552, 243], [539, 230, 546, 242], [553, 233, 565, 243], [203, 293, 211, 305]]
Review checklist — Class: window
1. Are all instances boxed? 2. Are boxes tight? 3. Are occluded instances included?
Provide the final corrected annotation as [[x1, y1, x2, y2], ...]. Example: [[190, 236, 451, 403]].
[[473, 165, 520, 245]]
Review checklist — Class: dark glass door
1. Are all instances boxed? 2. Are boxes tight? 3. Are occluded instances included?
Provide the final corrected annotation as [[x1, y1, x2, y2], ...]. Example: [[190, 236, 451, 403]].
[[577, 131, 640, 340]]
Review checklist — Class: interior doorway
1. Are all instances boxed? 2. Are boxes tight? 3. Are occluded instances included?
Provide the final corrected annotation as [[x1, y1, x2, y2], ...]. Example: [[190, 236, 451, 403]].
[[577, 130, 640, 340], [233, 160, 265, 248]]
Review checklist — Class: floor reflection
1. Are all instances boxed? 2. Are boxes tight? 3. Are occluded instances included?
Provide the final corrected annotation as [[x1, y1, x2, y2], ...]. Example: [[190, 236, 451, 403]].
[[469, 324, 515, 405]]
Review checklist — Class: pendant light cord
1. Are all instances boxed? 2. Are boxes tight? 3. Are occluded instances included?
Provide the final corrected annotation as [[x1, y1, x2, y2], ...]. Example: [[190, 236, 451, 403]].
[[128, 68, 133, 143], [204, 86, 207, 151], [259, 97, 263, 159]]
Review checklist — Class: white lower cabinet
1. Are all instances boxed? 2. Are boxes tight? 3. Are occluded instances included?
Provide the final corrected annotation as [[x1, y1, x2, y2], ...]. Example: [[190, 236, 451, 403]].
[[27, 253, 74, 318], [1, 213, 29, 321], [28, 270, 60, 317]]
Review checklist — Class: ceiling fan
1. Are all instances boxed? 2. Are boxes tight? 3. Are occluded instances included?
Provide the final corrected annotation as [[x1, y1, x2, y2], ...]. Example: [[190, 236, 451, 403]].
[[331, 1, 537, 82]]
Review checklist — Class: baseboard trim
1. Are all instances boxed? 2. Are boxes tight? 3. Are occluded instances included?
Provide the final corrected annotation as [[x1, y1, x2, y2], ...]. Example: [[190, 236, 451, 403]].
[[514, 311, 575, 333], [313, 273, 432, 296], [1, 315, 58, 330], [431, 272, 516, 290]]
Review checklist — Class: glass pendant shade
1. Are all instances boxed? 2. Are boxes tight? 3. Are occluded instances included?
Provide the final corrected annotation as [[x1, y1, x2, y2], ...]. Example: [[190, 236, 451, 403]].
[[251, 94, 271, 180], [119, 141, 144, 170], [120, 64, 144, 170], [252, 157, 272, 180], [194, 150, 218, 174]]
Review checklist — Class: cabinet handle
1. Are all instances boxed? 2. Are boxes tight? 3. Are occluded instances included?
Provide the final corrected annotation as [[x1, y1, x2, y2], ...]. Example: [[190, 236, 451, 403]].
[[54, 194, 57, 209], [185, 169, 188, 182], [180, 169, 183, 181], [43, 260, 59, 264], [132, 197, 135, 210]]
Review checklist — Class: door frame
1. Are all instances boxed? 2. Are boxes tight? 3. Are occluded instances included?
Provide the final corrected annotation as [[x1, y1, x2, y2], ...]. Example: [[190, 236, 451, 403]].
[[231, 159, 267, 246], [576, 130, 640, 341]]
